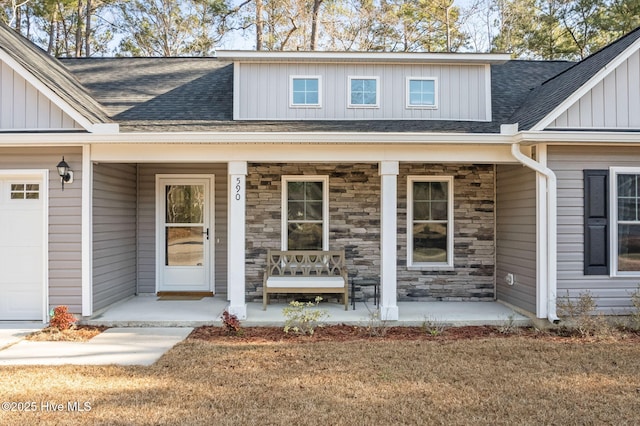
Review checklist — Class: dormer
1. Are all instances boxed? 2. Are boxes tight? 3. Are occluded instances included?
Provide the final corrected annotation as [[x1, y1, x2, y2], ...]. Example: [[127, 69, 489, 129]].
[[217, 51, 510, 122]]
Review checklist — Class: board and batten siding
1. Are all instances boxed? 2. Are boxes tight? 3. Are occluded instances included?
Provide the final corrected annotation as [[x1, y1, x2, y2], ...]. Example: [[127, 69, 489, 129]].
[[137, 164, 227, 295], [495, 165, 537, 314], [235, 63, 489, 121], [0, 60, 82, 130], [549, 50, 640, 129], [92, 163, 137, 311], [0, 147, 83, 314], [549, 146, 640, 313]]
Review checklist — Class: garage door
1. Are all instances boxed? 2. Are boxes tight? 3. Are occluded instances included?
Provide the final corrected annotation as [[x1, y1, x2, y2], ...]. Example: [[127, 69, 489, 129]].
[[0, 175, 45, 320]]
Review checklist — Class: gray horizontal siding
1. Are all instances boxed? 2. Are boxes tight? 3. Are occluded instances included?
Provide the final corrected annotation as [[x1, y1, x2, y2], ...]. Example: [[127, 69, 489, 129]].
[[549, 145, 640, 313], [236, 62, 489, 121], [137, 164, 227, 295], [496, 165, 537, 314], [0, 147, 83, 314], [92, 163, 137, 311]]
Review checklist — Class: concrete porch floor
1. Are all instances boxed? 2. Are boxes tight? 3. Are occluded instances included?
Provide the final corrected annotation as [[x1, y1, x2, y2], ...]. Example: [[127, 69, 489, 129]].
[[83, 295, 532, 327]]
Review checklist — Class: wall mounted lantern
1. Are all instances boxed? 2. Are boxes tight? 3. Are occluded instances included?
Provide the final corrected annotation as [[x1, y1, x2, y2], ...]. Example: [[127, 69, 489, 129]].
[[56, 156, 73, 190]]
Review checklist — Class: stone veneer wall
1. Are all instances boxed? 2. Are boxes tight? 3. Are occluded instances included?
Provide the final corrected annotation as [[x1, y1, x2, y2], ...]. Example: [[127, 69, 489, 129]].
[[245, 162, 496, 303], [245, 163, 381, 303], [397, 164, 495, 301]]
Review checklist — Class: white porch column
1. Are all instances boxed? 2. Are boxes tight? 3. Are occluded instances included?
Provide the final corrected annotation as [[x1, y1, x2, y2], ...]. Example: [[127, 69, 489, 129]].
[[379, 161, 399, 320], [81, 144, 93, 317], [228, 161, 248, 319]]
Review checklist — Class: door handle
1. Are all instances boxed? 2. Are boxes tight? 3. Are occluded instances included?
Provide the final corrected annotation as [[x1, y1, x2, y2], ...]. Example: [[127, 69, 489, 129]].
[[203, 228, 209, 240]]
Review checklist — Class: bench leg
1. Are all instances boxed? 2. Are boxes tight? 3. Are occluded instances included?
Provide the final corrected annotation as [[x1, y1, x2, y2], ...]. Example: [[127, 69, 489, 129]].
[[344, 291, 348, 310], [263, 291, 267, 310]]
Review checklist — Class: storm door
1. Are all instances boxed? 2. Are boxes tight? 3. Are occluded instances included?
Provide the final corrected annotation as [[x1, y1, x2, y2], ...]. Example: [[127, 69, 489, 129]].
[[157, 176, 214, 292]]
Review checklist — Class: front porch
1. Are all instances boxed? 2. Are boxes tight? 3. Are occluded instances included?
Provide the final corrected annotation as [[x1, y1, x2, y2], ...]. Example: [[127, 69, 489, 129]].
[[82, 296, 531, 327]]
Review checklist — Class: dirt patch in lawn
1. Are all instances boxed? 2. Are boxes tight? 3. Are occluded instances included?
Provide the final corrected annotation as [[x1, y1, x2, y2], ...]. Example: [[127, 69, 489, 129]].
[[189, 324, 640, 343], [25, 325, 108, 342]]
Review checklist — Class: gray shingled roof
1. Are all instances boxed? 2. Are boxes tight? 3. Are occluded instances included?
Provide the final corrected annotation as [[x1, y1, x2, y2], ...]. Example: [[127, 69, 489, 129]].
[[510, 26, 640, 130], [0, 22, 111, 125], [61, 57, 572, 133]]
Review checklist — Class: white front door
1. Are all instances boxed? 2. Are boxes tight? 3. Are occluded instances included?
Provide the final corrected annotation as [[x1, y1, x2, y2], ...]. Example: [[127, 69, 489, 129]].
[[156, 176, 214, 292], [0, 174, 45, 320]]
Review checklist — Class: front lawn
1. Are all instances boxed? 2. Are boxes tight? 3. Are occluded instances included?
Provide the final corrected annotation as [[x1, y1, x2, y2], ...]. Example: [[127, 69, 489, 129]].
[[1, 328, 639, 425]]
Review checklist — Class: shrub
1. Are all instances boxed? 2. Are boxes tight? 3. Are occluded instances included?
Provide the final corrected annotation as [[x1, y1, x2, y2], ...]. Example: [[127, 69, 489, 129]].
[[556, 291, 614, 338], [221, 309, 242, 336], [364, 308, 389, 337], [629, 286, 640, 330], [422, 315, 447, 336], [49, 306, 77, 331], [282, 296, 328, 336]]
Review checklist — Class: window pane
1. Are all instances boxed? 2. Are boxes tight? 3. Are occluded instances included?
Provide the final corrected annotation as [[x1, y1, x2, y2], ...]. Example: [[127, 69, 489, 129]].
[[618, 174, 637, 197], [166, 227, 203, 266], [619, 198, 637, 221], [292, 92, 306, 104], [618, 224, 640, 271], [165, 185, 204, 224], [306, 79, 318, 92], [292, 79, 306, 92], [288, 223, 323, 250], [306, 201, 323, 220], [306, 92, 318, 104], [363, 79, 376, 91], [413, 201, 430, 220], [364, 92, 377, 104], [409, 79, 435, 106], [430, 182, 448, 200], [431, 201, 448, 221], [11, 184, 24, 191], [288, 201, 305, 220], [413, 223, 448, 263], [26, 192, 39, 200], [288, 182, 305, 200], [10, 192, 24, 199], [413, 182, 430, 200], [305, 181, 323, 200], [351, 91, 364, 105], [26, 184, 39, 191]]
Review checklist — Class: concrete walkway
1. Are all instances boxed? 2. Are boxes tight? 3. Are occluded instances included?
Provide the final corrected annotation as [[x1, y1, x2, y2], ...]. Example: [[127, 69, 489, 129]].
[[0, 327, 192, 366], [0, 322, 43, 350]]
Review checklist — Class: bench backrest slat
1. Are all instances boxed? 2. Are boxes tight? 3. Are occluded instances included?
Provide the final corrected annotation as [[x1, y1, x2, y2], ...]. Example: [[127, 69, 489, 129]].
[[266, 250, 346, 277]]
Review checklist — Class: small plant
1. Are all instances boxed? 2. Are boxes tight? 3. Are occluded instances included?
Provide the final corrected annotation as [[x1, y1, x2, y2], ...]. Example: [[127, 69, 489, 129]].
[[221, 309, 242, 336], [364, 307, 389, 337], [557, 291, 613, 338], [628, 285, 640, 330], [49, 305, 77, 331], [422, 315, 447, 337], [282, 296, 329, 336], [497, 314, 520, 335]]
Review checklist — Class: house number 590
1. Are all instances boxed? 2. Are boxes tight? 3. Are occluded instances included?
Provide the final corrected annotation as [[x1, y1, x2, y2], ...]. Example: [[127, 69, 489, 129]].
[[235, 177, 242, 201]]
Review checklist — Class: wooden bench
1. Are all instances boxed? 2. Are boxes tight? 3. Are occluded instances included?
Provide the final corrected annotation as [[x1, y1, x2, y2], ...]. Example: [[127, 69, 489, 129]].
[[263, 250, 349, 310]]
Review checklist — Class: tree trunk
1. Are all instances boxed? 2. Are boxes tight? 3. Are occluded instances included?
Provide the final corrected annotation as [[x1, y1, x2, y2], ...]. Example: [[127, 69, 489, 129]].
[[310, 0, 323, 50], [85, 0, 92, 56], [255, 0, 263, 50], [75, 0, 83, 56], [47, 9, 57, 54]]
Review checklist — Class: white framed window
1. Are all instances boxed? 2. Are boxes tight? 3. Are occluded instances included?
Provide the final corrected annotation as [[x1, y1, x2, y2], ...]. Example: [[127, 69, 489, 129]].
[[611, 167, 640, 276], [407, 176, 454, 268], [282, 176, 329, 250], [348, 76, 379, 108], [290, 76, 322, 107], [406, 77, 438, 109], [10, 183, 40, 200]]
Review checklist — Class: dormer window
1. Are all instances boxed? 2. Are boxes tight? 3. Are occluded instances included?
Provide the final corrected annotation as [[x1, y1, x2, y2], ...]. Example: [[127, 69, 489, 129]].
[[290, 76, 321, 107], [348, 76, 379, 108], [407, 77, 437, 109]]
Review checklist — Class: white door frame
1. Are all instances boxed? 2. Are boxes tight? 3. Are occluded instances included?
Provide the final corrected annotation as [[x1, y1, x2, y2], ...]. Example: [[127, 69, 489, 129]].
[[155, 174, 215, 293], [0, 169, 48, 322]]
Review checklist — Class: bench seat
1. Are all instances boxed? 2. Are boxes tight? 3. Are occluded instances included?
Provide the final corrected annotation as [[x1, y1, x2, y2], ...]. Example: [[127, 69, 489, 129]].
[[263, 250, 349, 310]]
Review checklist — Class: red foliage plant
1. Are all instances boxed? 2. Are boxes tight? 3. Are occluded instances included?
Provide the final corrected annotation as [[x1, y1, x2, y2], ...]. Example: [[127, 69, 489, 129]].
[[49, 306, 77, 330], [221, 310, 242, 335]]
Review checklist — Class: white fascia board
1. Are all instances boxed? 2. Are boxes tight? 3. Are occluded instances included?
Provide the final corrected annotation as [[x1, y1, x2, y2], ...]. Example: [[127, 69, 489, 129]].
[[216, 50, 511, 65], [0, 49, 97, 132], [0, 131, 514, 145], [532, 37, 640, 131], [518, 130, 640, 144]]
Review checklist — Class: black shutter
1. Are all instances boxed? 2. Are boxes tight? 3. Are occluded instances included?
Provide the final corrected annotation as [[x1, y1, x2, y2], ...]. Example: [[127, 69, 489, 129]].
[[584, 170, 609, 275]]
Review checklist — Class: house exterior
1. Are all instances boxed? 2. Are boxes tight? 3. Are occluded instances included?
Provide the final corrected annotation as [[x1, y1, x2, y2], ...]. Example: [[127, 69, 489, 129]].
[[1, 20, 640, 323]]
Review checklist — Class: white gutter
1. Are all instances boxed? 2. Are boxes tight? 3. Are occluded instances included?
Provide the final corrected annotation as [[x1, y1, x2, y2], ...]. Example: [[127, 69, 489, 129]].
[[510, 141, 559, 323]]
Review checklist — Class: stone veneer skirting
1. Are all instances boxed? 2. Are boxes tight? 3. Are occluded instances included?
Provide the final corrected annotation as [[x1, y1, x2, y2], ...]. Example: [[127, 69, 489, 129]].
[[245, 163, 495, 303]]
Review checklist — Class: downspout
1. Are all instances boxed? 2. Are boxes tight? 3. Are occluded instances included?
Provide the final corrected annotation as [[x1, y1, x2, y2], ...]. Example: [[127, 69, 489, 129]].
[[505, 125, 559, 323]]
